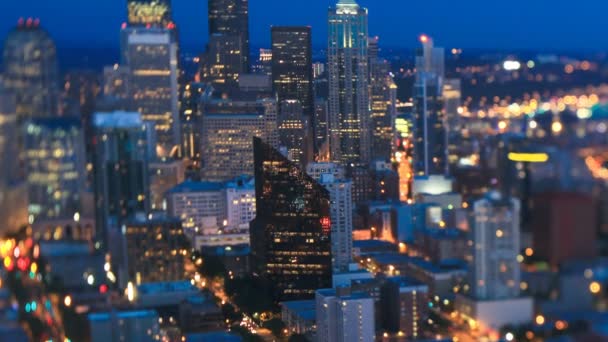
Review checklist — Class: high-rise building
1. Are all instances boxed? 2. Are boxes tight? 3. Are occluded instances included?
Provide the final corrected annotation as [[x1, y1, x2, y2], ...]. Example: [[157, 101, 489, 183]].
[[380, 277, 429, 339], [3, 18, 58, 120], [250, 137, 332, 301], [316, 286, 375, 342], [127, 0, 172, 26], [319, 173, 353, 273], [149, 159, 185, 210], [314, 99, 330, 157], [200, 34, 245, 95], [166, 180, 225, 235], [200, 98, 277, 181], [470, 191, 521, 300], [413, 35, 447, 176], [271, 26, 314, 153], [0, 87, 28, 232], [277, 99, 309, 166], [103, 64, 131, 101], [224, 176, 256, 230], [123, 212, 188, 284], [93, 111, 152, 250], [327, 0, 370, 165], [208, 0, 249, 71], [368, 36, 394, 162], [24, 118, 86, 223], [122, 26, 180, 157], [180, 83, 209, 164]]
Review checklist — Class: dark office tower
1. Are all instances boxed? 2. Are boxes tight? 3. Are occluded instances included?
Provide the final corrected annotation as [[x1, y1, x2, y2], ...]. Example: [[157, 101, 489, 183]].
[[277, 99, 309, 166], [315, 99, 330, 159], [250, 137, 332, 301], [271, 27, 314, 143], [328, 0, 370, 165], [413, 35, 447, 176], [93, 111, 151, 250], [208, 0, 249, 71], [122, 26, 180, 157], [180, 82, 210, 165], [127, 0, 172, 26], [124, 213, 188, 283], [24, 118, 86, 223], [3, 18, 58, 121], [369, 36, 393, 162], [200, 34, 244, 95]]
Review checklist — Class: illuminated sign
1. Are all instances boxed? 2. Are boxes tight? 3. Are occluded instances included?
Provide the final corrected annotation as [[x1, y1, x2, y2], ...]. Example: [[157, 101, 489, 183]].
[[508, 152, 549, 163]]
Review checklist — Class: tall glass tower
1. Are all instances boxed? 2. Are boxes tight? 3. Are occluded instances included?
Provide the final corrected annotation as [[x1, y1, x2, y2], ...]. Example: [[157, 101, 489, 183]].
[[413, 35, 447, 176], [327, 0, 370, 165], [250, 137, 332, 301], [3, 19, 58, 120], [208, 0, 250, 72]]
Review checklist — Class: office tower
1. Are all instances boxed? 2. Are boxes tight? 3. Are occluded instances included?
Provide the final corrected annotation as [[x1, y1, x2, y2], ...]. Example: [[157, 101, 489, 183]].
[[277, 99, 309, 166], [271, 26, 314, 153], [103, 65, 131, 101], [252, 48, 272, 76], [180, 82, 210, 163], [124, 212, 188, 283], [93, 111, 151, 250], [442, 78, 461, 129], [0, 87, 28, 232], [208, 0, 249, 71], [200, 98, 277, 181], [369, 36, 393, 162], [224, 176, 256, 230], [3, 18, 58, 120], [123, 26, 180, 157], [413, 35, 447, 176], [149, 160, 185, 210], [200, 34, 245, 95], [315, 99, 330, 157], [127, 0, 172, 26], [319, 174, 353, 272], [327, 0, 370, 165], [250, 137, 332, 301], [471, 191, 521, 300], [89, 310, 160, 342], [380, 277, 428, 339], [24, 117, 86, 223], [531, 192, 598, 267], [166, 181, 225, 235], [316, 287, 375, 342]]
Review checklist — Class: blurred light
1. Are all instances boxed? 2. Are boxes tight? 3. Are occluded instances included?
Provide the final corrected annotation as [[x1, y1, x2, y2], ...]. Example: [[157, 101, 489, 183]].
[[529, 120, 538, 129], [590, 281, 601, 294], [87, 274, 95, 285], [127, 282, 136, 302], [498, 121, 507, 130], [552, 121, 563, 134], [64, 295, 72, 307], [508, 153, 549, 163], [525, 248, 534, 257], [505, 332, 514, 341], [527, 60, 535, 68], [535, 315, 545, 325], [503, 60, 521, 71], [577, 108, 592, 119]]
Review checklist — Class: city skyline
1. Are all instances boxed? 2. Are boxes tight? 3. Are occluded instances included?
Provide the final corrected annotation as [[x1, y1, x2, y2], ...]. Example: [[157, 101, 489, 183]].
[[1, 0, 606, 52]]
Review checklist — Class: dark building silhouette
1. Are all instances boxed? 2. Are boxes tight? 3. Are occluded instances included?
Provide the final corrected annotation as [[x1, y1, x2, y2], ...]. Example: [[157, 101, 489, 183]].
[[208, 0, 249, 72], [250, 137, 332, 301]]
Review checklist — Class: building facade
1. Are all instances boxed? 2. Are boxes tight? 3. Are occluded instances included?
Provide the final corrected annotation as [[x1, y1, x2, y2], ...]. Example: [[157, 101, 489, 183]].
[[250, 137, 332, 301], [316, 287, 375, 342]]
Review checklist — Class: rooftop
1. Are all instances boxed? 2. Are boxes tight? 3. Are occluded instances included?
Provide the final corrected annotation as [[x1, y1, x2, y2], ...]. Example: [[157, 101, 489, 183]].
[[137, 281, 198, 295], [168, 180, 224, 194], [88, 310, 157, 322]]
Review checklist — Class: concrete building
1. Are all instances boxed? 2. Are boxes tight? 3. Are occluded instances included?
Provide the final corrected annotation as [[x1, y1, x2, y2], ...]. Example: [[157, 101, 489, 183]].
[[281, 300, 317, 336], [316, 287, 375, 342], [149, 159, 185, 210], [88, 310, 160, 342], [380, 277, 429, 339], [166, 181, 225, 234], [224, 176, 256, 230]]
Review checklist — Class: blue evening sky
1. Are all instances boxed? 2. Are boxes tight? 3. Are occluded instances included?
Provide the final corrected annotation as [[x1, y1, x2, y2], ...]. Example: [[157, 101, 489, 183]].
[[0, 0, 605, 51]]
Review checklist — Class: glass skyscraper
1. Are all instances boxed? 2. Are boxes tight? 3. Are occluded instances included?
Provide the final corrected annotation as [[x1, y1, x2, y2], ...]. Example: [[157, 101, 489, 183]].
[[3, 19, 58, 120], [250, 137, 332, 301], [24, 117, 86, 222], [327, 0, 370, 165]]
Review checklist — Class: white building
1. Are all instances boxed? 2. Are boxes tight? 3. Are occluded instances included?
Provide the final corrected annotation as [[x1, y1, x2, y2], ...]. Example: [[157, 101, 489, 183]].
[[165, 181, 225, 235], [224, 176, 256, 230], [315, 287, 375, 342], [320, 174, 353, 272]]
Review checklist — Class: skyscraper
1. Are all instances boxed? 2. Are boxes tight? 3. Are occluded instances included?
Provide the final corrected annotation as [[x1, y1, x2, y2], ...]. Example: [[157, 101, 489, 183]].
[[413, 35, 447, 176], [471, 191, 521, 300], [127, 0, 172, 26], [327, 0, 370, 165], [123, 26, 180, 157], [3, 18, 58, 120], [208, 0, 249, 72], [250, 137, 332, 301], [93, 111, 152, 250], [368, 36, 394, 162], [200, 98, 277, 181], [319, 173, 353, 272], [24, 118, 86, 223], [316, 287, 375, 342], [271, 26, 314, 154], [277, 99, 309, 166], [180, 82, 210, 164]]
